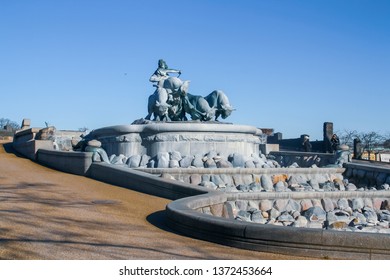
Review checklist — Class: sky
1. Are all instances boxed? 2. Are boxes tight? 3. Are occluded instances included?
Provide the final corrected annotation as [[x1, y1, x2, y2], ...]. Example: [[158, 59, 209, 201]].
[[1, 0, 389, 140]]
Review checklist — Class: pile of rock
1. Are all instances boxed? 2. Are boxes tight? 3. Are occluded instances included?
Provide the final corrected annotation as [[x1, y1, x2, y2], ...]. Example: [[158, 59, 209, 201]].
[[225, 196, 390, 234], [108, 151, 281, 169]]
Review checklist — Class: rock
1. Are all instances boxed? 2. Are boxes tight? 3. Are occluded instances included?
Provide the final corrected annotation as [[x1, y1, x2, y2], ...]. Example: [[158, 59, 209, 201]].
[[245, 160, 256, 168], [273, 199, 288, 212], [190, 174, 202, 185], [220, 174, 234, 186], [346, 183, 357, 191], [157, 152, 170, 168], [321, 198, 335, 212], [139, 155, 151, 167], [204, 158, 217, 168], [304, 206, 326, 222], [261, 174, 274, 191], [328, 221, 348, 230], [236, 210, 251, 222], [179, 155, 193, 168], [372, 198, 385, 211], [216, 159, 233, 168], [251, 210, 267, 224], [308, 179, 320, 191], [286, 199, 301, 213], [288, 175, 307, 186], [237, 185, 250, 192], [311, 199, 322, 208], [242, 175, 253, 185], [210, 175, 225, 187], [364, 198, 374, 209], [274, 181, 286, 192], [321, 181, 335, 191], [333, 210, 350, 222], [363, 208, 378, 224], [350, 212, 367, 226], [232, 175, 243, 186], [352, 198, 365, 212], [326, 211, 339, 224], [259, 200, 273, 212], [169, 151, 182, 161], [262, 211, 269, 219], [292, 216, 308, 228], [235, 200, 248, 211], [127, 155, 141, 168], [111, 154, 126, 165], [147, 159, 156, 168], [192, 155, 204, 168], [248, 200, 259, 210], [229, 153, 246, 168], [269, 208, 281, 220], [200, 181, 218, 190], [201, 174, 210, 182], [378, 183, 390, 191], [300, 199, 313, 211], [337, 198, 350, 210], [291, 210, 301, 219], [205, 150, 218, 159], [169, 160, 180, 168], [379, 211, 390, 222], [272, 174, 288, 185], [277, 212, 295, 223], [249, 182, 263, 192]]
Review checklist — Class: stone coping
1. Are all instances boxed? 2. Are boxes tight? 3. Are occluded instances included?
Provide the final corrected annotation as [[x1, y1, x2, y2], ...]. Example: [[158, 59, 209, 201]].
[[88, 123, 263, 138], [270, 150, 335, 157], [346, 162, 390, 172], [136, 167, 345, 175], [14, 128, 41, 137]]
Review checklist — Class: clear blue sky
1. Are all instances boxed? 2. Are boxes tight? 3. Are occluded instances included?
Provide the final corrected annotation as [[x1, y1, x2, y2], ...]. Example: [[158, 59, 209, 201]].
[[1, 0, 389, 140]]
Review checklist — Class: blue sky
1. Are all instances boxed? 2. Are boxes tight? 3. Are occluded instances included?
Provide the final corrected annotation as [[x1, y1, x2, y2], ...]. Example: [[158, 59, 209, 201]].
[[1, 0, 389, 140]]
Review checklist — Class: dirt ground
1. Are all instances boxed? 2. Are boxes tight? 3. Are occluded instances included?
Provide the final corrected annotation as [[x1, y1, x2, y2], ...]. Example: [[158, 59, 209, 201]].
[[0, 140, 310, 260]]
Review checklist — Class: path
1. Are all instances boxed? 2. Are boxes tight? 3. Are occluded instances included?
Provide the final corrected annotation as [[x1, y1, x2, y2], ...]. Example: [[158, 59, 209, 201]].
[[0, 141, 309, 259]]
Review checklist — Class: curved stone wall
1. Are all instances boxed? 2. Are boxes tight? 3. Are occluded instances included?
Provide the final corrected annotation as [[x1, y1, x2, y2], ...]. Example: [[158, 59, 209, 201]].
[[166, 191, 390, 259]]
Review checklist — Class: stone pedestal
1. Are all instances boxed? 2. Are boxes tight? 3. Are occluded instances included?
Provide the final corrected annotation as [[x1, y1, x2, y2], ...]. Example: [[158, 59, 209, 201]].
[[89, 121, 263, 158]]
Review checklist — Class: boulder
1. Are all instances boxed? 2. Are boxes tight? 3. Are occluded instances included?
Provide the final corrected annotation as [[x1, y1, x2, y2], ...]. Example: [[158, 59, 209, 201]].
[[170, 151, 182, 161], [179, 155, 193, 168], [127, 155, 141, 168], [304, 206, 326, 222], [190, 174, 202, 185], [156, 152, 170, 168], [261, 174, 274, 191]]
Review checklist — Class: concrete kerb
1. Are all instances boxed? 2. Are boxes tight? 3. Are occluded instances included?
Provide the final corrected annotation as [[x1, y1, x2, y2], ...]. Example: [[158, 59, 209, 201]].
[[88, 163, 208, 200]]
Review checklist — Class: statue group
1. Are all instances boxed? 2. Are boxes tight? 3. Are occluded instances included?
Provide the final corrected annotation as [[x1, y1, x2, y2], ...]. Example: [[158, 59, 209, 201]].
[[146, 59, 234, 122]]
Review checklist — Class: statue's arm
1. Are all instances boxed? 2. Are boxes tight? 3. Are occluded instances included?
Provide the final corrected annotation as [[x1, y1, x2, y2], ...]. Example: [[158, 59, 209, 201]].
[[159, 68, 181, 75]]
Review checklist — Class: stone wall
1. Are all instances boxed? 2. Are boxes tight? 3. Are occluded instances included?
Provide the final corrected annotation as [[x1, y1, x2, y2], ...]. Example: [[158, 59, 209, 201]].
[[344, 162, 390, 189]]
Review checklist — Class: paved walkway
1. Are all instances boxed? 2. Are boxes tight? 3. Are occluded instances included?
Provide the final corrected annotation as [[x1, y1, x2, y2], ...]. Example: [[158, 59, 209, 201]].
[[0, 141, 309, 260]]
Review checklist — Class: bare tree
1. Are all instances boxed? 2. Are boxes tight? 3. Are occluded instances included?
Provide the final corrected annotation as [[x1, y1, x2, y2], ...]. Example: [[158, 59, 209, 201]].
[[0, 118, 20, 130], [336, 129, 358, 147], [359, 131, 385, 160]]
